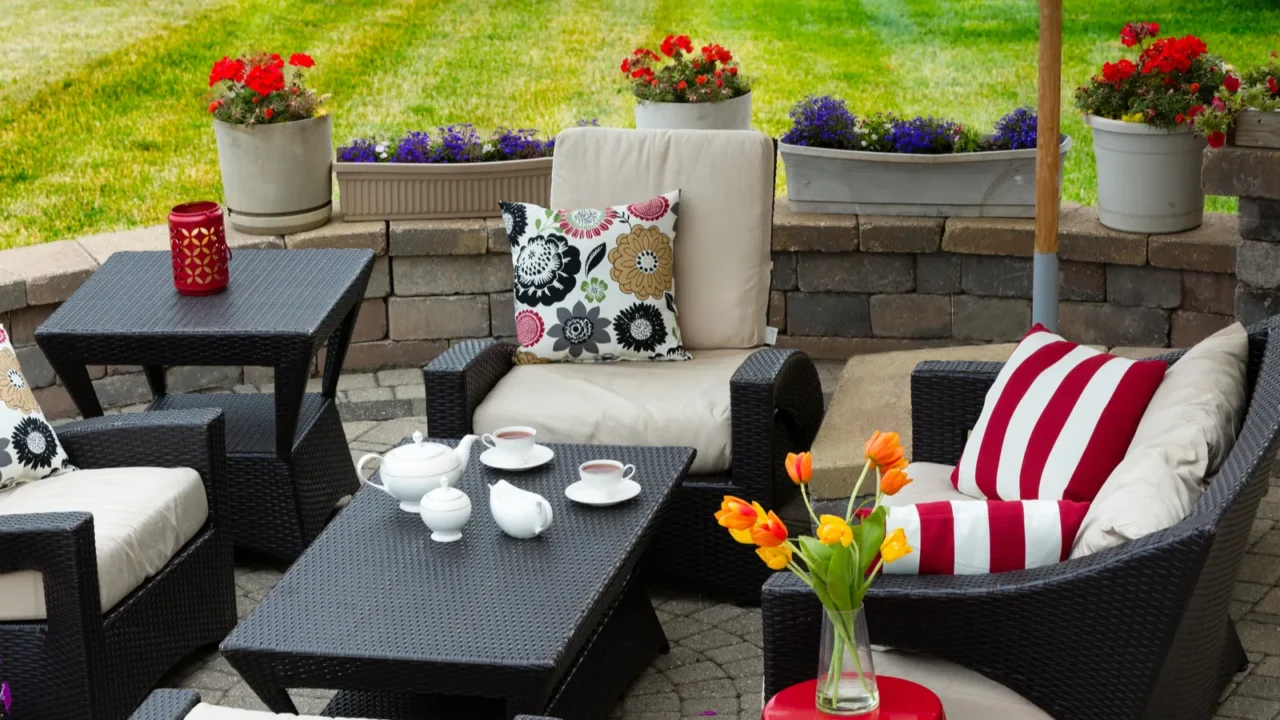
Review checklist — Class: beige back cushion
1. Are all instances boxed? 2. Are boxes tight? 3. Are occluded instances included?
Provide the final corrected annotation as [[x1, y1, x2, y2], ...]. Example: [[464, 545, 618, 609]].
[[188, 703, 372, 719], [1071, 323, 1248, 557], [550, 128, 775, 349]]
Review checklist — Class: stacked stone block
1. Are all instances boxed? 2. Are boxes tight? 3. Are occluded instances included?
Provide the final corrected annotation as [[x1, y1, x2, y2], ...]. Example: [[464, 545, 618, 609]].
[[1202, 148, 1280, 325]]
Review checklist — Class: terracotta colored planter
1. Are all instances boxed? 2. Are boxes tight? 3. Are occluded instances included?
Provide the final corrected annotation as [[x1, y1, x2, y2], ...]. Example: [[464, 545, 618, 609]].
[[333, 157, 553, 221]]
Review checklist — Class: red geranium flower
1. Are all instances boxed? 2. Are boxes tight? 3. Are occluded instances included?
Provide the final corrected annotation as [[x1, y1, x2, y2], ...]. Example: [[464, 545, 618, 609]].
[[244, 62, 285, 96], [1270, 76, 1280, 95], [675, 35, 693, 53], [208, 100, 220, 114], [1102, 59, 1137, 87], [1174, 112, 1185, 124], [1189, 82, 1200, 93], [696, 74, 707, 85], [676, 80, 687, 90], [288, 53, 315, 68], [1224, 74, 1241, 93], [263, 107, 274, 119], [660, 35, 675, 57], [1187, 104, 1205, 119], [621, 58, 631, 73], [1207, 131, 1226, 148], [208, 56, 246, 87], [728, 66, 738, 75], [716, 78, 724, 88]]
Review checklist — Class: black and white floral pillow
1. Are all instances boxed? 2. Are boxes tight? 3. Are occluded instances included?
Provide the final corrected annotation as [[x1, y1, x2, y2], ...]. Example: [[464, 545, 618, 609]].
[[500, 190, 690, 363], [0, 325, 75, 491]]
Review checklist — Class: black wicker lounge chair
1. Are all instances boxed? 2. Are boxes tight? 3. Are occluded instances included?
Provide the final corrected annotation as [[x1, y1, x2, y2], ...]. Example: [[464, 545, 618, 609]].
[[2, 410, 236, 720], [129, 689, 564, 719], [423, 128, 825, 605], [761, 318, 1280, 720]]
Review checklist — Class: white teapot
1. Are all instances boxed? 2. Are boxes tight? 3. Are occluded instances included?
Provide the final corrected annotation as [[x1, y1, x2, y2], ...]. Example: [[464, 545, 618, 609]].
[[357, 432, 479, 512], [489, 480, 554, 539]]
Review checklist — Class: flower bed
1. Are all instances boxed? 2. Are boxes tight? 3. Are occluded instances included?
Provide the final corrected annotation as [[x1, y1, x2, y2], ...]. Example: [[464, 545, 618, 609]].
[[778, 97, 1069, 217], [334, 124, 564, 221]]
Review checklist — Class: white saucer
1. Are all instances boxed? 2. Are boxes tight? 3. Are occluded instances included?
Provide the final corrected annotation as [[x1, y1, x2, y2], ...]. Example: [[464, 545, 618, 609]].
[[564, 479, 641, 507], [479, 444, 554, 471]]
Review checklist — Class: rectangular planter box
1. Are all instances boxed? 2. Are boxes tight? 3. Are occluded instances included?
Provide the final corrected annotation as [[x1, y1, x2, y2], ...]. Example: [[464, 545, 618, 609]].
[[1232, 110, 1280, 150], [780, 137, 1072, 218], [334, 156, 552, 221]]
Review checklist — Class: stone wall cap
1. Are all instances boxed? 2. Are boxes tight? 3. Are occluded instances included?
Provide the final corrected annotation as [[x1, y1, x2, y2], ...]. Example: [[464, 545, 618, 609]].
[[1147, 213, 1238, 273], [0, 267, 25, 314], [1, 240, 98, 306], [389, 218, 489, 256], [285, 215, 387, 254], [77, 224, 284, 265], [1203, 146, 1280, 200]]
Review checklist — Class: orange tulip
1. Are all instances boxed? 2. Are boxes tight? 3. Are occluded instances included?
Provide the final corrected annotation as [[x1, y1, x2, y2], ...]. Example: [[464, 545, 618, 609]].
[[786, 452, 813, 485], [715, 496, 759, 530], [756, 544, 793, 570], [879, 467, 912, 496], [750, 510, 788, 548], [865, 430, 907, 471], [881, 528, 913, 564]]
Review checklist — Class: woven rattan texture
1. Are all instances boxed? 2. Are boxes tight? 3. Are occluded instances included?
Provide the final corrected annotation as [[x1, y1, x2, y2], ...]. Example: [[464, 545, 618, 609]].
[[149, 393, 358, 558], [2, 410, 236, 720], [129, 690, 201, 720], [763, 319, 1280, 720], [221, 440, 692, 718], [423, 344, 825, 604]]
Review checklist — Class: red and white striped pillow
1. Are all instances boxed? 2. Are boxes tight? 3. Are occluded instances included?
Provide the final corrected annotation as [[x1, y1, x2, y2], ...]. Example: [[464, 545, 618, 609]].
[[884, 499, 1090, 575], [951, 325, 1166, 502]]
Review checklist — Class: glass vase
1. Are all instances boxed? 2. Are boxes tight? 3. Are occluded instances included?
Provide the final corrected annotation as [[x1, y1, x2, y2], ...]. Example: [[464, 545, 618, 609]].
[[816, 606, 879, 715]]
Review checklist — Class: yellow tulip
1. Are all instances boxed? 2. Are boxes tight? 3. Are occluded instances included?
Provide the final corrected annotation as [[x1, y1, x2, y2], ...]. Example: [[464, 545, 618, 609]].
[[880, 527, 913, 564], [816, 514, 853, 547], [756, 544, 793, 570], [729, 527, 755, 545]]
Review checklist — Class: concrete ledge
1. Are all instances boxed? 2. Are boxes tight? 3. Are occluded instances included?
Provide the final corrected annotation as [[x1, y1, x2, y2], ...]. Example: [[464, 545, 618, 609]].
[[772, 199, 858, 252], [389, 218, 489, 256], [1203, 147, 1280, 200], [78, 224, 283, 265], [1147, 214, 1238, 273], [0, 269, 24, 314], [4, 240, 97, 305], [284, 216, 387, 254]]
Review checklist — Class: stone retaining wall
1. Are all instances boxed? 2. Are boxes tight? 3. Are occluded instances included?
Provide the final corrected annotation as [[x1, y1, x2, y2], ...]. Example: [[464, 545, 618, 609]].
[[1203, 147, 1280, 323], [0, 199, 1241, 419]]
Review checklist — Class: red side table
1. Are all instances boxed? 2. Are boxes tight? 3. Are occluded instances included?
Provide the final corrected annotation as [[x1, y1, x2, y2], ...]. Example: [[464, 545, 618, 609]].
[[763, 677, 945, 719]]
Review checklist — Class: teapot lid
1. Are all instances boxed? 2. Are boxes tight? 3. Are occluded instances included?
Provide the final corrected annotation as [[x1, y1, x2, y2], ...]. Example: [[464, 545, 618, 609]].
[[382, 431, 459, 477], [423, 478, 469, 511]]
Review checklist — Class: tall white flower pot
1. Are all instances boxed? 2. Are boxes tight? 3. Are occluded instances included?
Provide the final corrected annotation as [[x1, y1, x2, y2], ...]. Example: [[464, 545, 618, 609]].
[[1086, 114, 1205, 234], [633, 92, 752, 130], [213, 115, 333, 235]]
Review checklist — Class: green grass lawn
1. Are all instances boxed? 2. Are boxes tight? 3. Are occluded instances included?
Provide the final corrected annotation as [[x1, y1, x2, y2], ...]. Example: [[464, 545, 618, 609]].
[[1, 0, 1277, 249]]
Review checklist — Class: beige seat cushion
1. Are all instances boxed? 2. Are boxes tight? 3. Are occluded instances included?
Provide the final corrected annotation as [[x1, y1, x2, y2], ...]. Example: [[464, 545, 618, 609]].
[[874, 648, 1053, 720], [474, 348, 756, 474], [0, 467, 207, 620], [882, 462, 969, 507], [1072, 323, 1248, 558], [550, 128, 775, 350], [187, 703, 371, 719]]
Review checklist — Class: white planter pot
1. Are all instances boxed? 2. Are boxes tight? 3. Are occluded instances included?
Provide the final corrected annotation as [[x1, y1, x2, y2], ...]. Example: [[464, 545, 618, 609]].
[[213, 115, 333, 235], [779, 136, 1072, 218], [633, 92, 752, 130], [1087, 114, 1205, 234]]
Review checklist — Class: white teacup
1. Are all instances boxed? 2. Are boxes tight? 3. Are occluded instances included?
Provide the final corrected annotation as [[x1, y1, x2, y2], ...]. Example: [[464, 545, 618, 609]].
[[482, 426, 537, 460], [578, 460, 636, 495]]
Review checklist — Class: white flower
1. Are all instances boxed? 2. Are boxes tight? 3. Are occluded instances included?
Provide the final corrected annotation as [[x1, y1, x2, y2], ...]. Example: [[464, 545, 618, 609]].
[[860, 140, 867, 147], [378, 152, 388, 159], [375, 143, 386, 153], [870, 134, 878, 140]]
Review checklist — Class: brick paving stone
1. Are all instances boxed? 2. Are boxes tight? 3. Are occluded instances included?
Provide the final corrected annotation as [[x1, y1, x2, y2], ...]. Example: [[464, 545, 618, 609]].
[[662, 615, 714, 641], [680, 697, 740, 716], [625, 693, 681, 713], [629, 669, 677, 694], [1240, 582, 1274, 603], [652, 645, 707, 671], [1219, 695, 1280, 719], [375, 367, 421, 387], [723, 656, 764, 680], [705, 642, 762, 665], [1254, 657, 1280, 678], [1239, 676, 1280, 702], [681, 628, 742, 653], [690, 604, 747, 626], [1257, 590, 1280, 616], [678, 679, 739, 698], [667, 661, 727, 684], [1241, 554, 1280, 585], [336, 372, 377, 390], [1239, 622, 1280, 655], [1236, 602, 1256, 621]]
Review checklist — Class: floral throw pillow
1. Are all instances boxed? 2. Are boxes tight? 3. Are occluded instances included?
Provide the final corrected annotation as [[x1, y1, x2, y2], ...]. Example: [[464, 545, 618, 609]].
[[0, 325, 75, 491], [501, 190, 691, 363]]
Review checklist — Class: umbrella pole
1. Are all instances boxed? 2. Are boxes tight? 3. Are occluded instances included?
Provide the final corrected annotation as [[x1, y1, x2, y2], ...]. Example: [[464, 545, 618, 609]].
[[1033, 0, 1063, 331]]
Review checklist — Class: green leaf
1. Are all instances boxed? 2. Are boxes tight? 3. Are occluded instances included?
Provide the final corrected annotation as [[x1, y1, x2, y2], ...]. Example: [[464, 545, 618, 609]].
[[825, 545, 854, 611], [798, 536, 834, 584], [858, 507, 887, 578]]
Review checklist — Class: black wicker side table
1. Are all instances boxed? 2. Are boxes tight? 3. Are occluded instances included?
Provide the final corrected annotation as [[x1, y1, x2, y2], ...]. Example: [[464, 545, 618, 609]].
[[35, 249, 374, 560], [220, 439, 694, 720]]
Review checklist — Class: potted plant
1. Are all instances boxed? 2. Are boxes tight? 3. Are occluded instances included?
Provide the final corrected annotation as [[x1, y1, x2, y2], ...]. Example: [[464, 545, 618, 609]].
[[1074, 22, 1226, 233], [620, 35, 752, 130], [1195, 54, 1280, 149], [715, 436, 914, 714], [208, 52, 331, 234], [778, 97, 1071, 217], [334, 124, 561, 221]]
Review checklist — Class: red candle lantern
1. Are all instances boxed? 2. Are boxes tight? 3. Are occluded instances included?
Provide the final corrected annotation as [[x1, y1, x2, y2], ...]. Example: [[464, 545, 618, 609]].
[[168, 201, 231, 295]]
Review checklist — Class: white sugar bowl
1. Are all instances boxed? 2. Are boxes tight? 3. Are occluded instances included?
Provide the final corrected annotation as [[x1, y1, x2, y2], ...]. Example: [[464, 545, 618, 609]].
[[419, 478, 472, 543]]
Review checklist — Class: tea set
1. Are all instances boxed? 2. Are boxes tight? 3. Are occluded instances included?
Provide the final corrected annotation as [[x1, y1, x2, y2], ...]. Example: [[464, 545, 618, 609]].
[[355, 426, 639, 543]]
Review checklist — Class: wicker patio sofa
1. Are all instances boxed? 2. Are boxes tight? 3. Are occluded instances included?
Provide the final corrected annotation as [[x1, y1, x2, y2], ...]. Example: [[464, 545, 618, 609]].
[[129, 689, 563, 720], [424, 128, 825, 604], [1, 409, 236, 720], [760, 317, 1280, 719]]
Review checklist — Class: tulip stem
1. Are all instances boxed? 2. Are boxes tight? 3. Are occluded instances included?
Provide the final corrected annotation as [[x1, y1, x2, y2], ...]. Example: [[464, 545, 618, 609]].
[[845, 462, 872, 522], [800, 484, 819, 527]]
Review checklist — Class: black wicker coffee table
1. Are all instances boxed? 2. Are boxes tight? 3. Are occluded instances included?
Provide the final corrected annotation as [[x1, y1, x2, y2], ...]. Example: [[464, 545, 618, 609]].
[[34, 249, 374, 560], [220, 439, 694, 720]]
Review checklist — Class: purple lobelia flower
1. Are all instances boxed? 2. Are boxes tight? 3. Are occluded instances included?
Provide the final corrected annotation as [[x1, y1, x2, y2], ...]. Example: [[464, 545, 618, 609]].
[[886, 115, 962, 154], [990, 106, 1039, 150], [336, 137, 380, 162], [394, 131, 435, 163], [428, 124, 484, 163], [781, 95, 861, 150], [2, 681, 11, 715], [490, 127, 553, 160]]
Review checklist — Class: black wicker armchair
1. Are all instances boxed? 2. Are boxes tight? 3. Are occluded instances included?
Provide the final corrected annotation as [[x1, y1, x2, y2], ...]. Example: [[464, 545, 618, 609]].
[[424, 129, 825, 605], [762, 319, 1280, 720], [129, 689, 564, 720], [2, 409, 236, 720]]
